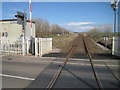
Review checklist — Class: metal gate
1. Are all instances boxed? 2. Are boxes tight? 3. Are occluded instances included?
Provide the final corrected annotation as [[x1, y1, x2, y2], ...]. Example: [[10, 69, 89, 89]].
[[0, 38, 23, 55]]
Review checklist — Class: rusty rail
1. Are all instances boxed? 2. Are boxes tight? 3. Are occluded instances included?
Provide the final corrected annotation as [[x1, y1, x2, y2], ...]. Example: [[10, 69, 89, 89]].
[[82, 36, 101, 90], [46, 37, 78, 90], [46, 35, 102, 90]]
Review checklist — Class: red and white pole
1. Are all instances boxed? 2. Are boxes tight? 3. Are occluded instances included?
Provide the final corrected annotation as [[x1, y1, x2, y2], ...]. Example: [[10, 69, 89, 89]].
[[29, 0, 32, 37]]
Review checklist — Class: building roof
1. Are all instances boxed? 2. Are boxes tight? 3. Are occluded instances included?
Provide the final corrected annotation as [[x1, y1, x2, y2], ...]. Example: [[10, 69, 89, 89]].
[[0, 19, 35, 23]]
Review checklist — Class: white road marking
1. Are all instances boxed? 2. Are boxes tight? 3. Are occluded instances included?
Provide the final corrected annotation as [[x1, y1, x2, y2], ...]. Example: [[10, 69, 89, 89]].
[[0, 74, 35, 81]]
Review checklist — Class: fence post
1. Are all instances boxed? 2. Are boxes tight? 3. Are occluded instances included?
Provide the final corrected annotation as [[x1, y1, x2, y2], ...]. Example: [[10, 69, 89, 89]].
[[18, 40, 19, 55], [4, 39, 6, 54], [26, 39, 29, 54], [38, 38, 40, 57], [22, 38, 25, 56], [8, 40, 9, 54], [35, 38, 38, 57], [31, 38, 34, 55], [10, 40, 12, 54], [39, 38, 42, 57], [50, 38, 52, 51], [14, 39, 15, 54], [20, 39, 22, 55]]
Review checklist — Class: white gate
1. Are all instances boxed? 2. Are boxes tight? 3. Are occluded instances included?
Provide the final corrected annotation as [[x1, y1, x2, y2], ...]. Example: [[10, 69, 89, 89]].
[[35, 38, 52, 57]]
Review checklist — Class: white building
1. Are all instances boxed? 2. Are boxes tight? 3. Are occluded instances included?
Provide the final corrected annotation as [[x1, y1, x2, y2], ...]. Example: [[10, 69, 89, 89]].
[[0, 19, 52, 57], [0, 19, 35, 44]]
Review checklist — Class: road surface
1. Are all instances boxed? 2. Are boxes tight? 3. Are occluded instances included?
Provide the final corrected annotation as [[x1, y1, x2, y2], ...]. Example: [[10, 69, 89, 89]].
[[1, 55, 119, 89]]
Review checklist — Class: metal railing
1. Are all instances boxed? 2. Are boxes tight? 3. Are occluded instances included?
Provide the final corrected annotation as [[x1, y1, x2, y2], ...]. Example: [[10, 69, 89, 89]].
[[0, 37, 52, 57], [0, 38, 23, 55]]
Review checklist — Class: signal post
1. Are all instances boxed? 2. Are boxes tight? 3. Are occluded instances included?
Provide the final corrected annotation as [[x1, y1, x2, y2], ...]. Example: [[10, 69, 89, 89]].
[[15, 10, 27, 55]]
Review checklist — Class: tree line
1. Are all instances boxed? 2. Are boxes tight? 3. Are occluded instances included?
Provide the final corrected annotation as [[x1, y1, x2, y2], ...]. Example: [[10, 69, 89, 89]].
[[33, 18, 69, 37], [87, 24, 113, 41]]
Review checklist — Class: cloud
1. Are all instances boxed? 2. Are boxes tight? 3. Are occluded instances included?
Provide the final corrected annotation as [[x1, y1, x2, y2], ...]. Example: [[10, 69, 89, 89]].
[[6, 13, 16, 18], [11, 8, 22, 12], [70, 25, 94, 32], [61, 21, 95, 32], [7, 14, 14, 17], [12, 8, 18, 11], [65, 22, 94, 26], [77, 26, 94, 30]]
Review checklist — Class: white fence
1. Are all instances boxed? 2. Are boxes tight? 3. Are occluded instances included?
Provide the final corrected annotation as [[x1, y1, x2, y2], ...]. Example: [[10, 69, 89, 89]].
[[112, 37, 120, 57], [0, 38, 23, 55], [0, 37, 52, 57], [34, 38, 52, 57]]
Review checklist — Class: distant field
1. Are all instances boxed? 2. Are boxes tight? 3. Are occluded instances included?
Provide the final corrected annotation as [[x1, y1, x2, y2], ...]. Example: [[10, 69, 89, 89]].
[[50, 32, 112, 53], [86, 32, 114, 51], [50, 33, 78, 49]]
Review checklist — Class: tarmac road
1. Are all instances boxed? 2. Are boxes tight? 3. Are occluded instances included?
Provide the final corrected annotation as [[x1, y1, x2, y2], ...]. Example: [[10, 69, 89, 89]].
[[1, 55, 119, 89], [2, 55, 56, 88]]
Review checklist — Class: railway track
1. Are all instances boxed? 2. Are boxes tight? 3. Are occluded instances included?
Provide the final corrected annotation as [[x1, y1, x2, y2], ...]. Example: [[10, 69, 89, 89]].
[[27, 34, 119, 89], [45, 35, 102, 90]]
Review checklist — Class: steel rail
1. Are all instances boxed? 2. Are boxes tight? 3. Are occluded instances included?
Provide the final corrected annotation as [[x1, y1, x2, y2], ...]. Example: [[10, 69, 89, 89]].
[[46, 35, 102, 89], [82, 36, 101, 90], [46, 37, 78, 90], [104, 62, 120, 84]]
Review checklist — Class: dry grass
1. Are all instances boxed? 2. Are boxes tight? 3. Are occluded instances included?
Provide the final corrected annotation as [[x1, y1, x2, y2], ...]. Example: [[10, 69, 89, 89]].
[[52, 33, 78, 50]]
